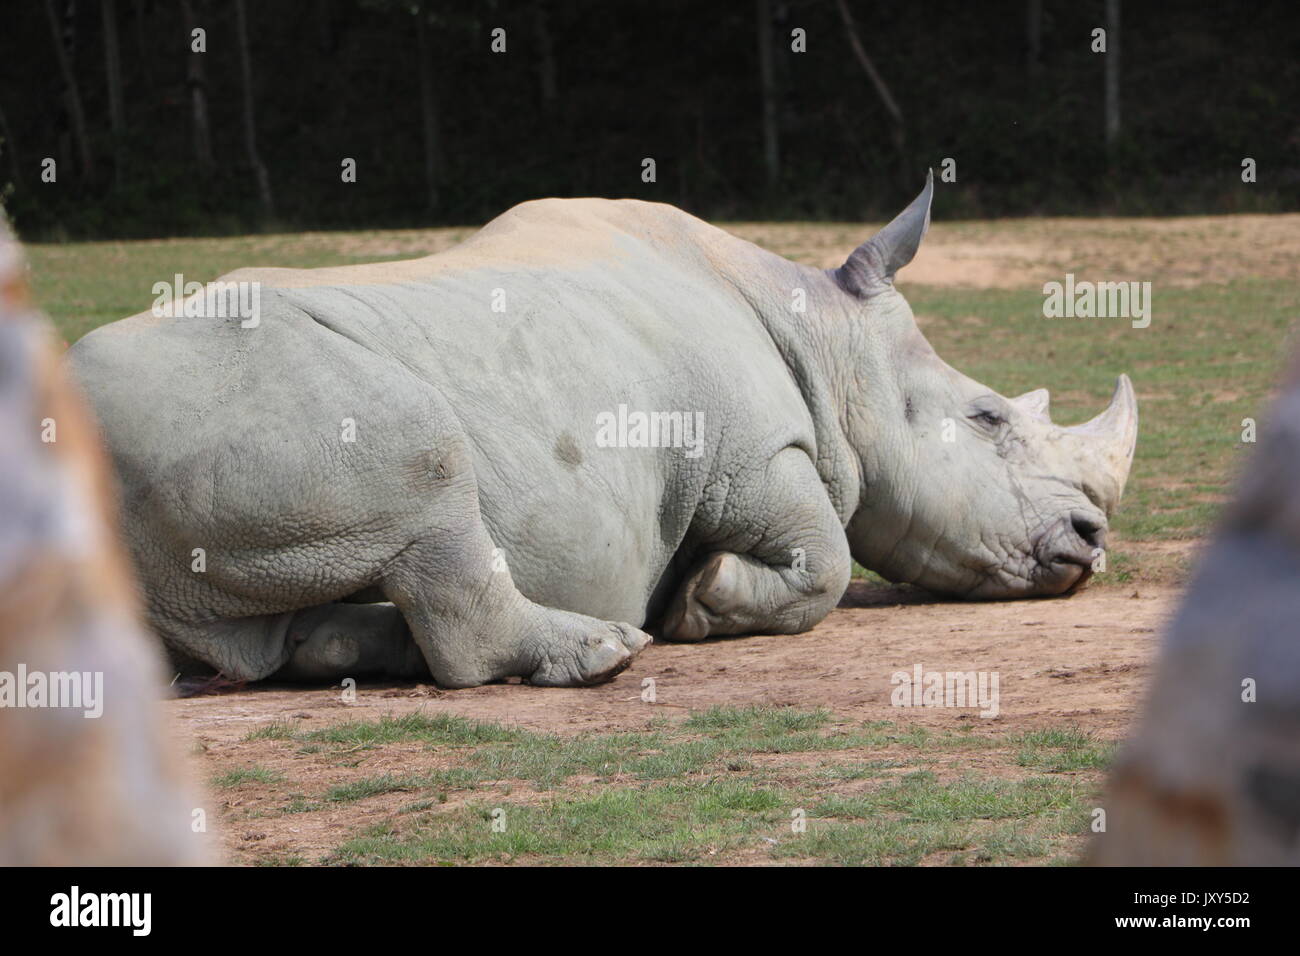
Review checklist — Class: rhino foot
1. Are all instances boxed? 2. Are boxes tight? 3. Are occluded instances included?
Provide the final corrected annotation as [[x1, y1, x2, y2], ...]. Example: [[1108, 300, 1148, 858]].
[[525, 616, 652, 687], [276, 602, 425, 681], [660, 552, 741, 642]]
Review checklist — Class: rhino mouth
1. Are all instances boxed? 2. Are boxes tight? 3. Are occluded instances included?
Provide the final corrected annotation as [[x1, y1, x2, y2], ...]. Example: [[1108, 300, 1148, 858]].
[[1027, 511, 1106, 596], [1036, 556, 1095, 595], [945, 511, 1104, 599]]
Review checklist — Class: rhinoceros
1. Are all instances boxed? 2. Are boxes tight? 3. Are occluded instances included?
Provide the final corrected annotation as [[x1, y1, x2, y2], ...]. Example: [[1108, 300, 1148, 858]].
[[67, 173, 1137, 689], [1094, 352, 1300, 866]]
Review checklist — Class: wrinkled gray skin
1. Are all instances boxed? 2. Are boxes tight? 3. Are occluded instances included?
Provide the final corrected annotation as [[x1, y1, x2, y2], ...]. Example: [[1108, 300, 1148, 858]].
[[68, 174, 1137, 688], [1095, 357, 1300, 865]]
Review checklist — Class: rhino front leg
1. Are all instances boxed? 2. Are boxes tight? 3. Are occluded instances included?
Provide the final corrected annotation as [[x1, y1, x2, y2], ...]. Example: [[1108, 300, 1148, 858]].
[[660, 448, 852, 641]]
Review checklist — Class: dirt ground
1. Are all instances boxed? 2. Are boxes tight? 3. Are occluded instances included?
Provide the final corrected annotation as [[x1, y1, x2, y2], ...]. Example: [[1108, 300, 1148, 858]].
[[730, 213, 1300, 289], [209, 211, 1300, 291], [175, 582, 1177, 739], [172, 575, 1184, 864]]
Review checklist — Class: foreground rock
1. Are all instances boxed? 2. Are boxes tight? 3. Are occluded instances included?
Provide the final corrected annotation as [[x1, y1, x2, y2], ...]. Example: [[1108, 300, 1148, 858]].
[[0, 222, 207, 865], [1095, 352, 1300, 865]]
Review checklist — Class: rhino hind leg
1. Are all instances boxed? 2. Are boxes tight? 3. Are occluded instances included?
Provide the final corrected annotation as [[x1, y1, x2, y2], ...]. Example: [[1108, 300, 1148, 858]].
[[275, 602, 429, 681], [157, 538, 649, 689], [156, 606, 412, 684], [323, 410, 652, 688], [142, 367, 651, 689], [157, 610, 299, 682]]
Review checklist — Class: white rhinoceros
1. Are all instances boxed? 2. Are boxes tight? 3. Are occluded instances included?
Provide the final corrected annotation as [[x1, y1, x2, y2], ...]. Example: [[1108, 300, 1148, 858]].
[[67, 173, 1137, 688], [1094, 351, 1300, 865]]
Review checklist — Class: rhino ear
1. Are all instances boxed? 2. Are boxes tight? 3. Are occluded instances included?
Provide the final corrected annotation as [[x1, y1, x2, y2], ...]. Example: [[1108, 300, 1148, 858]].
[[1011, 388, 1052, 422], [838, 169, 933, 297]]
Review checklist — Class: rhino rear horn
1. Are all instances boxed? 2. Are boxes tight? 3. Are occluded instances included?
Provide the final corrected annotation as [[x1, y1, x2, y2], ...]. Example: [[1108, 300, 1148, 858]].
[[838, 169, 933, 297], [1011, 388, 1052, 422]]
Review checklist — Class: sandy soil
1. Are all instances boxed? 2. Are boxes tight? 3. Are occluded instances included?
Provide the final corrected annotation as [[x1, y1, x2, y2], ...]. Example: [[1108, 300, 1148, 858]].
[[174, 583, 1176, 739], [172, 580, 1181, 863], [732, 214, 1300, 289]]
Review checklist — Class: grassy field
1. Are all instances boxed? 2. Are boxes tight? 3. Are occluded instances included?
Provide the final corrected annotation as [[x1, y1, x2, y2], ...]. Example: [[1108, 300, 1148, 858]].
[[219, 709, 1106, 866], [25, 215, 1299, 865]]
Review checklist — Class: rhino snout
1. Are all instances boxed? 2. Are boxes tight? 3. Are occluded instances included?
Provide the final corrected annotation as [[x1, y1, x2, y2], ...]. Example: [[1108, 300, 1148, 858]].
[[1032, 510, 1107, 593]]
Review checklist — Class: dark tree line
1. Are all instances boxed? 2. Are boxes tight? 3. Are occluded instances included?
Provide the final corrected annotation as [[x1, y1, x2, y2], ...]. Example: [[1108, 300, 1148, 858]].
[[0, 0, 1296, 240]]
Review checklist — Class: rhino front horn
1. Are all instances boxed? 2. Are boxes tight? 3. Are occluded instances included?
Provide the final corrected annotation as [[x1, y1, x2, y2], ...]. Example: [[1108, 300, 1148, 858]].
[[837, 169, 934, 297], [1064, 375, 1139, 514]]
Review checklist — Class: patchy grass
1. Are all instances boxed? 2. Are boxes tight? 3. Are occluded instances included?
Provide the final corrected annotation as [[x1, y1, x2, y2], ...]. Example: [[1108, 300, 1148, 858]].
[[1013, 727, 1116, 773], [226, 706, 1108, 866], [332, 780, 790, 865], [298, 712, 523, 748], [683, 704, 833, 733], [815, 771, 1086, 822], [243, 719, 299, 741], [325, 775, 427, 804], [211, 766, 286, 788]]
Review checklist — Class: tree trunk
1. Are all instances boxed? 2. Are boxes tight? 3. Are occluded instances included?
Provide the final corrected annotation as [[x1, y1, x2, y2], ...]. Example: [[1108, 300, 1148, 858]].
[[0, 103, 22, 188], [102, 0, 125, 188], [533, 2, 558, 111], [756, 0, 779, 188], [1026, 0, 1042, 77], [233, 0, 274, 217], [1104, 0, 1121, 151], [180, 0, 215, 176], [317, 0, 337, 53], [415, 13, 439, 212], [132, 0, 154, 91], [42, 0, 94, 181], [834, 0, 907, 191]]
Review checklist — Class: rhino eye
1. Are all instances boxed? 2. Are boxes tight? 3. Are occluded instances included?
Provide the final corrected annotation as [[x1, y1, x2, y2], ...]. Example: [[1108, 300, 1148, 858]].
[[969, 410, 1005, 429]]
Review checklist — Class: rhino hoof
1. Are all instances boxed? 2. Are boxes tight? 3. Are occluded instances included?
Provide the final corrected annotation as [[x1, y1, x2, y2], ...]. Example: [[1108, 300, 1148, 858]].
[[527, 621, 651, 687]]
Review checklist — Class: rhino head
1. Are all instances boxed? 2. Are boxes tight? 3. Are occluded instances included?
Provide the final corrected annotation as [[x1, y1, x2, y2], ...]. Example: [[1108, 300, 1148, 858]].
[[831, 172, 1138, 598]]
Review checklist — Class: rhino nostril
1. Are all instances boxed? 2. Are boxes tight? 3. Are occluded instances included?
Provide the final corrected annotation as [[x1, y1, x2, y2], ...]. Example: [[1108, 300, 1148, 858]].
[[1071, 512, 1106, 551]]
